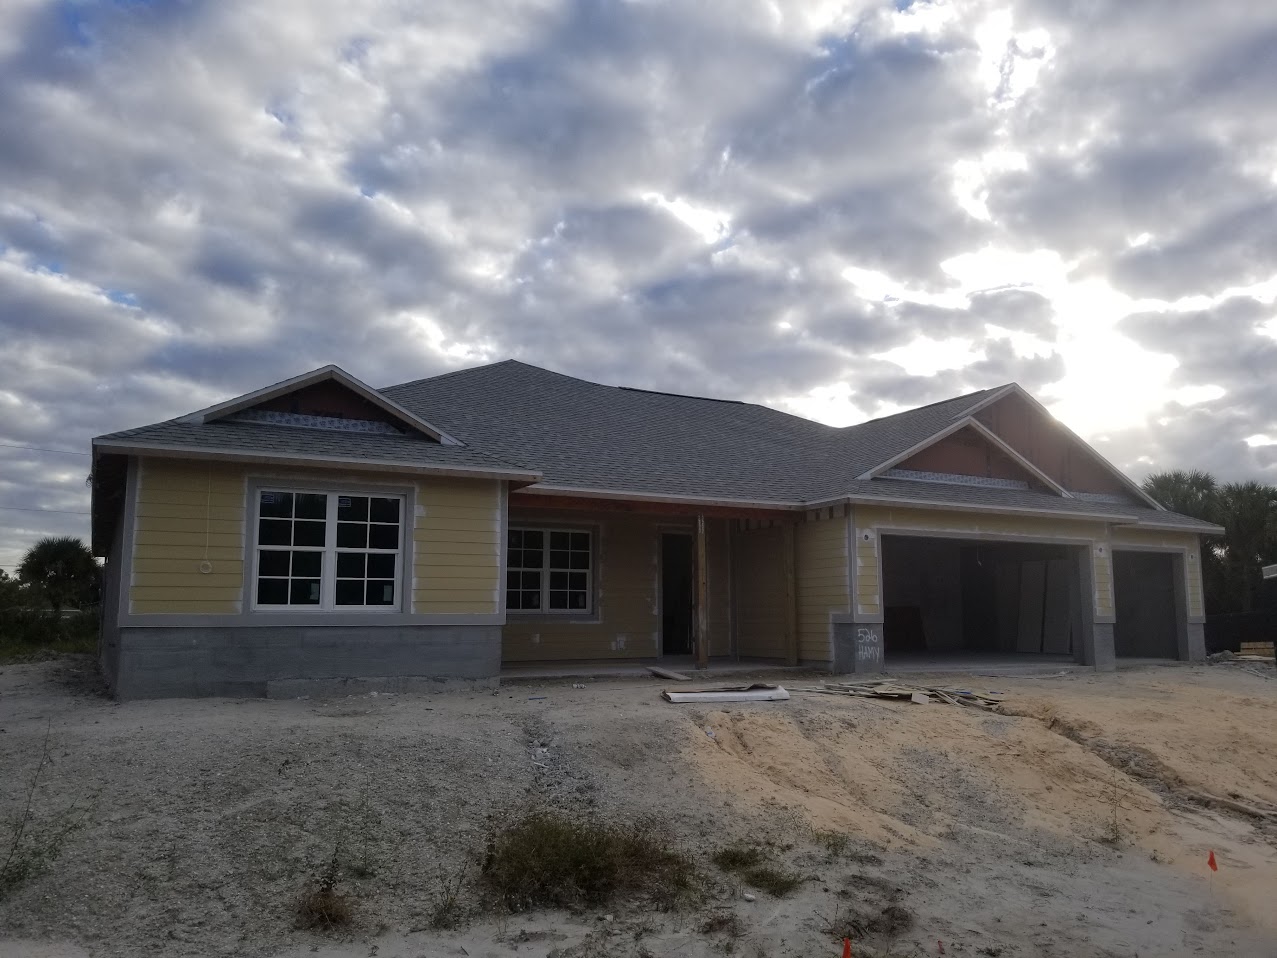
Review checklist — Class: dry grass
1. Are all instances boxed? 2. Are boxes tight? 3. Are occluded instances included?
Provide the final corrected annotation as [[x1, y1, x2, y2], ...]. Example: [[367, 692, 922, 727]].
[[739, 865, 803, 897], [295, 883, 354, 930], [294, 846, 354, 931], [711, 845, 765, 872], [480, 809, 699, 912]]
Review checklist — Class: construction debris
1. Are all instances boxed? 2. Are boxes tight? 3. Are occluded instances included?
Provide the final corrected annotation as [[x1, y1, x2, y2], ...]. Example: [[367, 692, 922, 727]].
[[662, 683, 790, 704], [793, 680, 1005, 712]]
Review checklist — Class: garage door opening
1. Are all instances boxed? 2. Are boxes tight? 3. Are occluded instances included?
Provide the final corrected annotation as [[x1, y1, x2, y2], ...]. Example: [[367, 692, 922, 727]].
[[1113, 551, 1183, 659], [880, 535, 1085, 666]]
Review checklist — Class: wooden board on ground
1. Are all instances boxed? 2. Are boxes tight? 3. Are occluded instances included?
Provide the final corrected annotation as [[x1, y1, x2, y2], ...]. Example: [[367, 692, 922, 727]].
[[662, 684, 790, 703], [648, 666, 692, 682]]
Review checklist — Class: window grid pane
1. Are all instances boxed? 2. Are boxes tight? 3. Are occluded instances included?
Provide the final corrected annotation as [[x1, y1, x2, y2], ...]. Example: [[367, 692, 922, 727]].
[[257, 491, 329, 606], [334, 494, 401, 608], [509, 527, 590, 613], [256, 490, 401, 610]]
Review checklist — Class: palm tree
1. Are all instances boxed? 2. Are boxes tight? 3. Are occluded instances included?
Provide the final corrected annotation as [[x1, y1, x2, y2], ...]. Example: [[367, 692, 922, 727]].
[[1216, 482, 1277, 613], [1141, 470, 1219, 521], [16, 536, 100, 616]]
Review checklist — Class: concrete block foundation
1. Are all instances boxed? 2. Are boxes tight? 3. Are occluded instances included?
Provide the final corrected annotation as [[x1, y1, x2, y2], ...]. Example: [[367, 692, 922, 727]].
[[107, 625, 501, 700], [833, 620, 885, 675]]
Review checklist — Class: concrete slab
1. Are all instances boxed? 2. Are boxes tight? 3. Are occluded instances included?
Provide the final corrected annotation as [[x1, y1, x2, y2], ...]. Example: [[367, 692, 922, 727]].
[[500, 656, 801, 681], [882, 652, 1084, 675]]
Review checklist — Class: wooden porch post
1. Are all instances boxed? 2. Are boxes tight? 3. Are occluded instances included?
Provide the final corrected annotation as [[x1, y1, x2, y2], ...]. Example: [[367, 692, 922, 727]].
[[783, 521, 799, 667], [696, 513, 710, 669]]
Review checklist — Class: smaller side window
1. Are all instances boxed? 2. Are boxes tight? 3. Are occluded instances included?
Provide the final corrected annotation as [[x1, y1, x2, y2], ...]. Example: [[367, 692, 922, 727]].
[[506, 527, 591, 613]]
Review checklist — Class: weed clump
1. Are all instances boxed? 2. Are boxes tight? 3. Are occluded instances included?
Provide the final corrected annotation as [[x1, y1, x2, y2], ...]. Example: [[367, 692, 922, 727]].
[[295, 847, 354, 931], [711, 844, 802, 897], [711, 845, 765, 872], [1, 723, 91, 900], [739, 865, 803, 897], [481, 809, 698, 912]]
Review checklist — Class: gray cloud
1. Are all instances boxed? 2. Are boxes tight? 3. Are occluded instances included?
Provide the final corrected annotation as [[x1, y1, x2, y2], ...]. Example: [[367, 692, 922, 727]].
[[0, 0, 1275, 564]]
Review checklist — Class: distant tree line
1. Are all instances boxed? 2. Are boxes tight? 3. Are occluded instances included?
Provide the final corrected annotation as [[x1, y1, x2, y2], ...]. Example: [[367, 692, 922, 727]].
[[1141, 471, 1277, 615], [0, 536, 100, 655]]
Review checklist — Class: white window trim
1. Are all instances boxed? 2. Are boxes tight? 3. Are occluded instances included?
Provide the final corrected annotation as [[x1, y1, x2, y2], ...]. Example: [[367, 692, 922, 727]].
[[251, 488, 405, 613], [507, 525, 594, 615]]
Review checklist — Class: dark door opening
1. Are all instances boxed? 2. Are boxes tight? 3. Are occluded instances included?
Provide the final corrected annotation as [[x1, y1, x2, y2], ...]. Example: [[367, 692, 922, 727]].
[[881, 535, 1083, 660], [661, 533, 694, 655], [1114, 551, 1179, 657]]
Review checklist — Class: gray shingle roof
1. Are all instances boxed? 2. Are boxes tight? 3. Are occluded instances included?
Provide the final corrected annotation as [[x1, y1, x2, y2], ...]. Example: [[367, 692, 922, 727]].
[[93, 417, 536, 478], [382, 361, 999, 504], [93, 359, 1217, 533]]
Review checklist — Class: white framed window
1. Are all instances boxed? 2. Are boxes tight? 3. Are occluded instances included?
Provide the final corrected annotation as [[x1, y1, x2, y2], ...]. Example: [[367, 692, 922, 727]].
[[254, 489, 403, 611], [506, 527, 592, 613]]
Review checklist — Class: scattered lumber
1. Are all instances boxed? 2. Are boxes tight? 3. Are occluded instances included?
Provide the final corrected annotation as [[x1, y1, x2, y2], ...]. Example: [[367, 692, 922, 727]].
[[792, 681, 1005, 712], [662, 683, 790, 703], [1185, 789, 1277, 821], [648, 666, 692, 682], [1240, 641, 1275, 656]]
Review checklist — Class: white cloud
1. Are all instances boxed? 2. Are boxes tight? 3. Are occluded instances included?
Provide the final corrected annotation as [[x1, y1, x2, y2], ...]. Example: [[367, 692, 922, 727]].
[[1, 0, 1276, 564]]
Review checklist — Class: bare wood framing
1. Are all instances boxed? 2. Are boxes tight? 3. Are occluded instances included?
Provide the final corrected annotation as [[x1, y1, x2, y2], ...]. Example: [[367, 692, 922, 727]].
[[511, 491, 794, 520], [783, 521, 799, 667], [696, 513, 710, 669]]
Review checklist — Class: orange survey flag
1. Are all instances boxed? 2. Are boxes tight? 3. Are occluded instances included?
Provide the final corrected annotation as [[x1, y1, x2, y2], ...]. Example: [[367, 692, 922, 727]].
[[1209, 850, 1218, 872], [842, 939, 851, 958]]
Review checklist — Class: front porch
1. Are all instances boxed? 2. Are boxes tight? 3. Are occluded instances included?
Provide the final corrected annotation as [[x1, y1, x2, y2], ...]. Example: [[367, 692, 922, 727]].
[[500, 492, 850, 671]]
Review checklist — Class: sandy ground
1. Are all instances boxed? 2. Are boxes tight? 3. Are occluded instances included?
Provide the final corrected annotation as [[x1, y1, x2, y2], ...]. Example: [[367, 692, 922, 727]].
[[1, 657, 1275, 958]]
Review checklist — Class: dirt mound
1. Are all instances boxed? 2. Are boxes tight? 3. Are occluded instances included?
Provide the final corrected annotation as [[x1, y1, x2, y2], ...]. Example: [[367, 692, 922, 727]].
[[687, 699, 1173, 847]]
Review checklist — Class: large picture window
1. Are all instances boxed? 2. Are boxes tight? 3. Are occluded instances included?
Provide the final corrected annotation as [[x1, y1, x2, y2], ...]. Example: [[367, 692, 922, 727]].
[[254, 489, 403, 610], [506, 527, 591, 612]]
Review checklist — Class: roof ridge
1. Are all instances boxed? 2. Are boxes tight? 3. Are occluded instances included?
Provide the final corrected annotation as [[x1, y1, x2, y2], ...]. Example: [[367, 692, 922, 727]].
[[848, 384, 1009, 429], [616, 386, 744, 405], [382, 358, 525, 393]]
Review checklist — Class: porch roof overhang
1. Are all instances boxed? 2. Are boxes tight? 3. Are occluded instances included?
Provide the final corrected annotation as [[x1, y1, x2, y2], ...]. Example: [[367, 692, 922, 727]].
[[511, 481, 1220, 533], [509, 484, 802, 519]]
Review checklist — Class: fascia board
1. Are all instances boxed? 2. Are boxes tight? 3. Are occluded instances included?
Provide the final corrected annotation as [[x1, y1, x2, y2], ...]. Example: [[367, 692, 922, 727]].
[[90, 439, 540, 483], [514, 483, 804, 511]]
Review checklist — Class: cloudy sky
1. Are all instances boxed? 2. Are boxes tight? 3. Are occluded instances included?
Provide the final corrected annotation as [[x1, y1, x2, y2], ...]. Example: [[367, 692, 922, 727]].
[[2, 0, 1276, 568]]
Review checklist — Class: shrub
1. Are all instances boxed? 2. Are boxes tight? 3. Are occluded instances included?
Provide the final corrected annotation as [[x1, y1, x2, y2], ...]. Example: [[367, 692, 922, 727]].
[[739, 865, 802, 897], [295, 846, 354, 931], [481, 809, 699, 912], [711, 845, 765, 873], [1, 725, 91, 899]]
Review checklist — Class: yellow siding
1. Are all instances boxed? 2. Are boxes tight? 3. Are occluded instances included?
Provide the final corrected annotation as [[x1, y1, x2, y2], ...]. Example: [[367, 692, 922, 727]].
[[131, 459, 247, 614], [853, 526, 881, 619], [129, 457, 503, 617], [1110, 527, 1207, 619], [733, 525, 788, 659], [795, 510, 850, 663], [413, 478, 501, 614], [1093, 544, 1114, 619]]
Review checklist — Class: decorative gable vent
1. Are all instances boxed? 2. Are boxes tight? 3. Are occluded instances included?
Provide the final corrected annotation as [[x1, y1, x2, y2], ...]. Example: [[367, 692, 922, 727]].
[[882, 468, 1030, 490], [229, 409, 407, 435]]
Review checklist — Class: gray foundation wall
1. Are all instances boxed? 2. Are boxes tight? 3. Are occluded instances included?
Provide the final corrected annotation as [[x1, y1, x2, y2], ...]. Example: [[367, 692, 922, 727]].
[[833, 619, 885, 675], [1186, 622, 1206, 663], [1089, 622, 1117, 671], [111, 625, 501, 700]]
